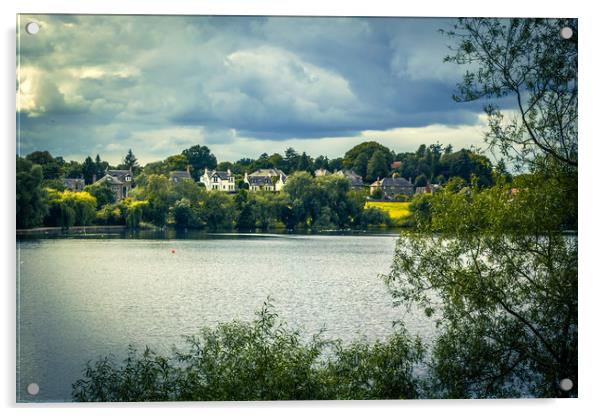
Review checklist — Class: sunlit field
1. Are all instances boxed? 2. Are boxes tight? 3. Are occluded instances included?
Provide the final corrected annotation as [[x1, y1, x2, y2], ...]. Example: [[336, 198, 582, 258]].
[[364, 201, 411, 220]]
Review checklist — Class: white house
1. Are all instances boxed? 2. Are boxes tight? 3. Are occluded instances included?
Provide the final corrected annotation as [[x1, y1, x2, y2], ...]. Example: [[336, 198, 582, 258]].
[[244, 168, 287, 192], [200, 168, 236, 192]]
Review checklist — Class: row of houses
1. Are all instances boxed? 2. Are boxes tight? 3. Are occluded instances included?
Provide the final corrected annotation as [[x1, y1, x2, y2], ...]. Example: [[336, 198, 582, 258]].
[[63, 166, 436, 202]]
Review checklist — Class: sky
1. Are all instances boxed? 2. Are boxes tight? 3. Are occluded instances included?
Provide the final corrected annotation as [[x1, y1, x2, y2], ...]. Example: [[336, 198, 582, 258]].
[[17, 15, 502, 165]]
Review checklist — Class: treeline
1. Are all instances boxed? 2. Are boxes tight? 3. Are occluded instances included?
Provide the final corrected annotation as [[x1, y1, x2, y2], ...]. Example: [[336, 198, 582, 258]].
[[16, 141, 502, 230], [20, 141, 498, 187], [17, 163, 391, 230]]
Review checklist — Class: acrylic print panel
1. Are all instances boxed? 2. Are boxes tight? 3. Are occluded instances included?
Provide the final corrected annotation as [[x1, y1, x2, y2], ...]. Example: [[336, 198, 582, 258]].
[[16, 14, 578, 402]]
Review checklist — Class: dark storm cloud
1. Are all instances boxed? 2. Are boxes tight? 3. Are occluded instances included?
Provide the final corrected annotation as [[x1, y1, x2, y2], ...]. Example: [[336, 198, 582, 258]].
[[17, 14, 497, 163]]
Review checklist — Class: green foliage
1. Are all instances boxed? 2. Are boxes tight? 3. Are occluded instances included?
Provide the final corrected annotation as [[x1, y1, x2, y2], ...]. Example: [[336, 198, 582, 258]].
[[408, 193, 433, 227], [199, 191, 235, 231], [25, 150, 62, 180], [125, 200, 148, 229], [414, 174, 428, 188], [84, 182, 116, 208], [81, 156, 97, 185], [72, 300, 423, 401], [384, 173, 577, 398], [16, 157, 48, 228], [96, 203, 126, 226], [445, 18, 577, 168], [182, 145, 217, 180], [165, 154, 188, 172], [171, 198, 200, 228], [360, 207, 390, 228], [371, 187, 384, 200], [366, 150, 389, 182], [44, 189, 97, 228], [139, 175, 175, 227], [344, 141, 394, 181], [120, 149, 139, 173]]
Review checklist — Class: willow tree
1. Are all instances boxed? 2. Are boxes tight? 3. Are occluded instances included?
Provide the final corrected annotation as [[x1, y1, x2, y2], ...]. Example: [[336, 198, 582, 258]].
[[385, 18, 577, 398]]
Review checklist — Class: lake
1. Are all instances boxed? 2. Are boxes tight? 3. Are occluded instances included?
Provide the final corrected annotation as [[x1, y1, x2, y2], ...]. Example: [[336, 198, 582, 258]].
[[16, 232, 435, 402]]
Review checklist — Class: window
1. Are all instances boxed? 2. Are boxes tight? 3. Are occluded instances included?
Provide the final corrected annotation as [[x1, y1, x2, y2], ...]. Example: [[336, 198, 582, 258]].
[[125, 176, 131, 182]]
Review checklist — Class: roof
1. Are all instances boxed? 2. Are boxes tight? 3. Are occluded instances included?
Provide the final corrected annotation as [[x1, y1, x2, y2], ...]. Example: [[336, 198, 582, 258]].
[[381, 177, 412, 187], [204, 169, 232, 180], [212, 170, 231, 180], [334, 170, 363, 186], [247, 176, 273, 186], [170, 170, 192, 179], [95, 174, 123, 185], [249, 168, 286, 178], [63, 178, 84, 184], [106, 169, 131, 181]]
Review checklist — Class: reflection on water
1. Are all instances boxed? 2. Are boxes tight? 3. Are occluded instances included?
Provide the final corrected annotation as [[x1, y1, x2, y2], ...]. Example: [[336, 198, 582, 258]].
[[17, 233, 435, 402]]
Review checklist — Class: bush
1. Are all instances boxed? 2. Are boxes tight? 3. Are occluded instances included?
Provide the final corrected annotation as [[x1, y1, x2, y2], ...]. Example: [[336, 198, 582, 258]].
[[72, 300, 423, 401], [360, 207, 390, 228]]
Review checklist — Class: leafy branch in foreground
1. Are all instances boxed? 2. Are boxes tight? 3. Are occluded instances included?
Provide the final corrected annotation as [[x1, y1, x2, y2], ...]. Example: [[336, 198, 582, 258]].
[[445, 18, 577, 168], [72, 299, 424, 401], [384, 172, 577, 398]]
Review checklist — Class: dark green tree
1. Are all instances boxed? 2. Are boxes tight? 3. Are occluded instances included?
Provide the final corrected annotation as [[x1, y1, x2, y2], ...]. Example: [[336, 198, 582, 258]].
[[122, 149, 139, 172], [414, 174, 428, 188], [84, 182, 116, 208], [366, 150, 390, 182], [182, 145, 217, 180], [25, 151, 61, 180], [16, 157, 48, 228], [81, 156, 97, 184]]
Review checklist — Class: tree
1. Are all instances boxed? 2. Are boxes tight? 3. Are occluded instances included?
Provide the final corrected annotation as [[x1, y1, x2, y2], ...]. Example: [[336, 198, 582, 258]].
[[284, 147, 300, 173], [25, 151, 61, 180], [384, 179, 577, 398], [445, 18, 577, 168], [141, 175, 174, 227], [360, 207, 390, 228], [171, 198, 200, 228], [344, 141, 394, 180], [165, 154, 189, 172], [16, 157, 48, 228], [182, 145, 217, 180], [296, 152, 313, 173], [414, 174, 428, 188], [122, 149, 139, 172], [199, 191, 235, 230], [352, 153, 369, 179], [94, 154, 109, 180], [381, 18, 578, 399], [84, 183, 116, 208], [82, 156, 97, 184], [366, 150, 390, 182]]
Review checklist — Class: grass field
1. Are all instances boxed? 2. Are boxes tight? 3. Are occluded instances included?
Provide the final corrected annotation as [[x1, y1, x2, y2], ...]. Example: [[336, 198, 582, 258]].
[[364, 201, 411, 220]]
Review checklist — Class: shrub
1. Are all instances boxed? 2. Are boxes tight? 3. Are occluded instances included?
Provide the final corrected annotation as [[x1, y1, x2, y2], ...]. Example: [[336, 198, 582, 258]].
[[72, 300, 423, 401]]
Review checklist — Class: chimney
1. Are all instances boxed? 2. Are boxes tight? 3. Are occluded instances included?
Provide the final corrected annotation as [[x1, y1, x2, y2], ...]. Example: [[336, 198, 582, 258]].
[[92, 173, 97, 183], [204, 167, 208, 175], [227, 168, 231, 176], [244, 172, 248, 180], [186, 165, 190, 174]]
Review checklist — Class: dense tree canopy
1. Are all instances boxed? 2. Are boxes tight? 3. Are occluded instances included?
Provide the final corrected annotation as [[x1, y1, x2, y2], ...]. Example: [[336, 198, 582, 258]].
[[16, 157, 48, 228]]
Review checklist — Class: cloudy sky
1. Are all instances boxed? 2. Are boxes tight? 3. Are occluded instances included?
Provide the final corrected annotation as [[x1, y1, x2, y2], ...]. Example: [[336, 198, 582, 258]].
[[17, 15, 497, 165]]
